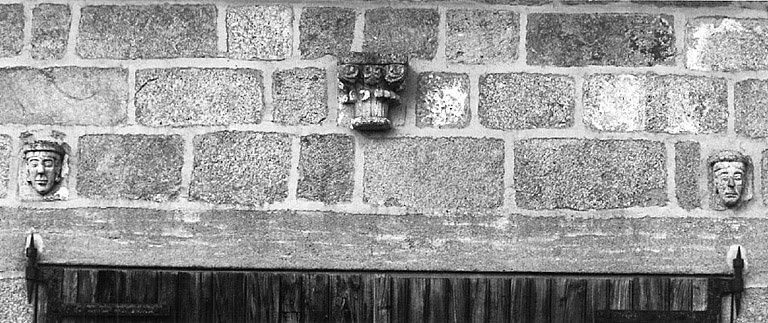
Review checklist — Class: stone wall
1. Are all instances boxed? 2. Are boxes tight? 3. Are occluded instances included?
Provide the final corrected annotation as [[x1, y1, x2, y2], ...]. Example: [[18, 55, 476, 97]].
[[2, 0, 768, 321]]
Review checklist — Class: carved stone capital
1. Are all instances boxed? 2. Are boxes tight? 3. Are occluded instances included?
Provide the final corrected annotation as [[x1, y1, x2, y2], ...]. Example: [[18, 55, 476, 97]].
[[338, 52, 408, 131]]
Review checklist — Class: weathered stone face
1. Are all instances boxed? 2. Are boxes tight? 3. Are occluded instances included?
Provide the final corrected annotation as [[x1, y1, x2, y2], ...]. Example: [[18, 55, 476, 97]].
[[417, 72, 470, 128], [515, 139, 667, 210], [687, 17, 768, 71], [77, 5, 218, 59], [298, 134, 355, 204], [363, 8, 439, 60], [272, 67, 327, 125], [24, 151, 62, 195], [227, 5, 293, 60], [0, 4, 23, 58], [480, 73, 574, 130], [446, 9, 519, 64], [31, 4, 70, 60], [527, 13, 675, 66], [299, 7, 355, 59]]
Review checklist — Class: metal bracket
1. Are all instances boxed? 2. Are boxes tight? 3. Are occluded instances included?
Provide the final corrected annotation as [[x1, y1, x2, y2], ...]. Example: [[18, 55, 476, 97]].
[[25, 232, 39, 304]]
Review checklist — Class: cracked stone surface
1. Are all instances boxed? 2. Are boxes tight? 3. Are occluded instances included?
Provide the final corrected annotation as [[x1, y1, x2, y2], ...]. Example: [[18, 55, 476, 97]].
[[480, 73, 574, 130], [527, 13, 675, 66], [272, 67, 327, 125], [0, 278, 30, 323], [0, 67, 128, 126], [32, 4, 70, 60], [687, 17, 768, 71], [77, 134, 184, 202], [298, 134, 354, 203], [363, 8, 439, 60], [135, 68, 263, 127], [364, 137, 504, 209], [228, 5, 293, 60], [446, 9, 519, 64], [584, 74, 727, 134], [77, 5, 218, 59], [416, 72, 470, 128], [191, 131, 291, 205], [736, 79, 768, 138], [0, 4, 23, 58], [515, 139, 667, 210], [300, 7, 355, 59]]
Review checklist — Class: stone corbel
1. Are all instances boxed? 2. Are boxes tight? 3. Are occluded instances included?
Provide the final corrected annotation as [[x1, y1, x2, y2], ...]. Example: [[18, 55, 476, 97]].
[[338, 52, 407, 131]]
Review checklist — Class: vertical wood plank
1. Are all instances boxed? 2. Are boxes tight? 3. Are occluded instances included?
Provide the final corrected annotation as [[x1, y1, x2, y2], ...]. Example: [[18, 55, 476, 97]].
[[157, 271, 178, 323], [176, 271, 202, 323], [692, 278, 708, 311], [124, 270, 158, 323], [61, 269, 78, 323], [303, 273, 330, 323], [530, 278, 550, 323], [391, 277, 409, 323], [551, 278, 567, 323], [510, 278, 530, 323], [373, 275, 391, 323], [426, 278, 448, 323], [487, 278, 509, 323], [199, 272, 214, 323], [281, 273, 303, 323], [76, 270, 98, 323], [634, 277, 668, 311], [330, 274, 363, 323], [95, 270, 124, 304], [212, 272, 246, 323], [669, 278, 693, 311], [246, 272, 279, 323], [564, 279, 586, 323], [586, 279, 608, 323], [408, 278, 426, 323], [448, 278, 469, 323], [469, 278, 487, 323], [608, 279, 632, 310]]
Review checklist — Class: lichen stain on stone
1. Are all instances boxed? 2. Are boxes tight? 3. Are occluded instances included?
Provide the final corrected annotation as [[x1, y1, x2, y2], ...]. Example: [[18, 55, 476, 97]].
[[584, 74, 647, 131], [687, 19, 755, 70], [419, 76, 468, 127]]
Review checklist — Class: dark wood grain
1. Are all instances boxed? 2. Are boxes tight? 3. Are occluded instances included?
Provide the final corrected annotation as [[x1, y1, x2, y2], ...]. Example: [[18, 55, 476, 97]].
[[670, 278, 693, 311], [448, 278, 469, 323], [487, 278, 509, 323], [408, 278, 426, 323], [176, 271, 201, 323], [692, 278, 708, 311], [531, 278, 551, 323], [469, 278, 487, 323], [608, 279, 632, 310], [391, 277, 409, 323], [564, 279, 586, 323], [281, 273, 303, 323], [303, 273, 329, 323], [426, 278, 448, 323], [373, 275, 391, 323]]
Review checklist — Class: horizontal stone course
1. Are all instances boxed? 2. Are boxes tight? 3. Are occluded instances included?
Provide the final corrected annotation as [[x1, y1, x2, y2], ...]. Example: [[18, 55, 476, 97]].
[[515, 139, 667, 210], [363, 8, 439, 60], [1, 208, 767, 274], [228, 5, 293, 60], [135, 68, 263, 127], [32, 4, 71, 60], [735, 79, 768, 138], [77, 4, 218, 59], [480, 73, 573, 130], [687, 17, 768, 71], [527, 13, 675, 66], [583, 74, 727, 134], [298, 134, 354, 203], [191, 131, 292, 206], [0, 4, 23, 57], [446, 9, 519, 64], [0, 67, 128, 126], [364, 137, 504, 209], [77, 134, 184, 202]]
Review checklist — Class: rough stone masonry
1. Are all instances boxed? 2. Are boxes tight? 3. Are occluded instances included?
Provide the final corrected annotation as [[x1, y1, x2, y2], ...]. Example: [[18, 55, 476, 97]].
[[2, 1, 768, 322]]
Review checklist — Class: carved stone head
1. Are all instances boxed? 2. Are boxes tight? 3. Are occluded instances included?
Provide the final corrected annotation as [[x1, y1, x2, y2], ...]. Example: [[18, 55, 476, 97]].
[[20, 131, 70, 200], [707, 150, 753, 210]]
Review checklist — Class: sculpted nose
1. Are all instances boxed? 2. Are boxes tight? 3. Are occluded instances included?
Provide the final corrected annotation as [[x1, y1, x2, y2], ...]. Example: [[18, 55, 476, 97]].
[[727, 177, 736, 187], [34, 164, 44, 174]]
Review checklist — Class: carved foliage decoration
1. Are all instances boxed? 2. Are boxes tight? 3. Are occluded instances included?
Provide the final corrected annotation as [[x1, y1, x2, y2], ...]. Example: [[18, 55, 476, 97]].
[[339, 52, 407, 131]]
